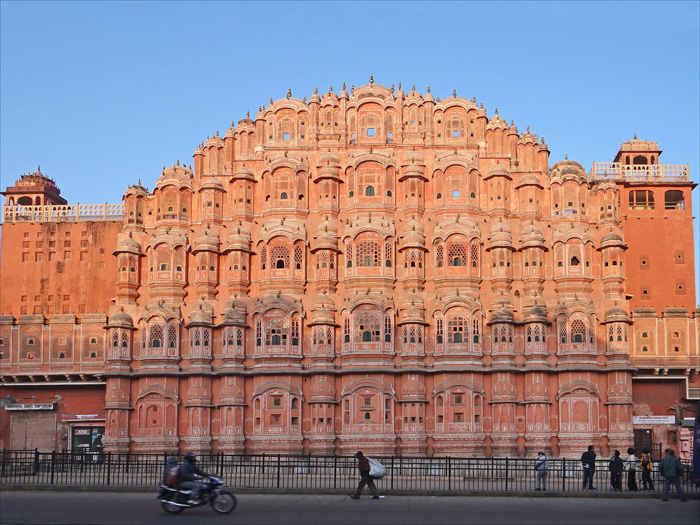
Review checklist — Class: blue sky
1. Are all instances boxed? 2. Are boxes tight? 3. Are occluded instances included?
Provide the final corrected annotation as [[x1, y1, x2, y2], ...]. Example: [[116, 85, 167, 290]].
[[1, 1, 699, 302]]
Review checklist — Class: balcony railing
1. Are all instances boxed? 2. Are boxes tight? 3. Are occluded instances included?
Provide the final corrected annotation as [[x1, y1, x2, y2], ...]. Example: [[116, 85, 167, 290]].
[[588, 163, 690, 183], [2, 204, 125, 224]]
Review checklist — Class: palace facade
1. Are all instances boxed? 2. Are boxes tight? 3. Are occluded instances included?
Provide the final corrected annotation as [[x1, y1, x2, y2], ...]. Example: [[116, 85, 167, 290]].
[[1, 81, 698, 458]]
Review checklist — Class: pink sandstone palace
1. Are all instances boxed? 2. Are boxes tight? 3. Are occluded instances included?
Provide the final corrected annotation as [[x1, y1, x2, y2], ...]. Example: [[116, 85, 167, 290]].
[[1, 80, 698, 459]]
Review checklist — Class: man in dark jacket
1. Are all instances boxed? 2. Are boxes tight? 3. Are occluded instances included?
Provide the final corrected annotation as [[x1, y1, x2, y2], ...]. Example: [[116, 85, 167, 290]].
[[659, 449, 687, 502], [350, 451, 384, 499], [609, 450, 623, 491], [581, 445, 597, 490], [178, 452, 211, 504]]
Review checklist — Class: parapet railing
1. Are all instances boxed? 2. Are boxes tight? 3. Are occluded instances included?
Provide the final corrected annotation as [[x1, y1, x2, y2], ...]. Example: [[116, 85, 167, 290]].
[[588, 163, 690, 183], [1, 450, 697, 495], [2, 204, 125, 224]]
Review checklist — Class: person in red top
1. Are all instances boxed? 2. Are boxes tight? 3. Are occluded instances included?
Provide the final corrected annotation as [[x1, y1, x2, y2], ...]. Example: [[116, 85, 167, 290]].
[[350, 451, 384, 499]]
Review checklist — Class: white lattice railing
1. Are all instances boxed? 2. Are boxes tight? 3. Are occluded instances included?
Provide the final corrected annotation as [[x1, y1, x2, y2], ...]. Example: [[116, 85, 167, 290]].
[[588, 163, 690, 182], [2, 203, 125, 223]]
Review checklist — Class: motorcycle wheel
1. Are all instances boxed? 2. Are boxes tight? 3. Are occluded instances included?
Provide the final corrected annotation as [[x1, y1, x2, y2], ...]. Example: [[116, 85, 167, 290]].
[[211, 492, 237, 514], [161, 499, 185, 514]]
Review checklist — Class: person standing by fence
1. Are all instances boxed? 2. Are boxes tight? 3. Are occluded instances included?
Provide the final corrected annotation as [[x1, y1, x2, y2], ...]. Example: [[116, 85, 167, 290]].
[[659, 449, 687, 502], [624, 447, 639, 492], [639, 447, 654, 490], [534, 451, 549, 491], [609, 450, 624, 492], [581, 445, 597, 490]]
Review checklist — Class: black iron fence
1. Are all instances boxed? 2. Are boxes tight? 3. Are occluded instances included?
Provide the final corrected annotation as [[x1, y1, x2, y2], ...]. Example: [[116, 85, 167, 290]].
[[1, 449, 697, 495]]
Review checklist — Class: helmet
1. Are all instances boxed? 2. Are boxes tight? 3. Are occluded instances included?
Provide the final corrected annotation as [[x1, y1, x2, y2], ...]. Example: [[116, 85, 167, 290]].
[[184, 452, 197, 462]]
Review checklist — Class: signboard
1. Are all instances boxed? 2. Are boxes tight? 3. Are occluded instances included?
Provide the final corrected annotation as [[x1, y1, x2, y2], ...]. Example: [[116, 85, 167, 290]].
[[633, 415, 676, 425], [5, 403, 55, 411]]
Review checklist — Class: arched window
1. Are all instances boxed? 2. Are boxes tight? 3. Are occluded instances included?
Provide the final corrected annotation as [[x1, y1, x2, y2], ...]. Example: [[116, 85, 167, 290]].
[[271, 246, 290, 268], [571, 319, 586, 343], [265, 318, 288, 346], [365, 186, 375, 197], [357, 241, 380, 267], [354, 314, 380, 342], [447, 317, 467, 344], [448, 243, 466, 267]]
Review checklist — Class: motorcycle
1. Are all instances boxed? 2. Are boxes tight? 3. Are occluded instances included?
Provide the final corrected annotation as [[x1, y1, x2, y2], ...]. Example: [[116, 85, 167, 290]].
[[158, 475, 237, 514]]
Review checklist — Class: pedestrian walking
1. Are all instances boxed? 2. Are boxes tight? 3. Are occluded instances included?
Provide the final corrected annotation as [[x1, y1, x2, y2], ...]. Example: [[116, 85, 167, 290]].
[[534, 451, 549, 491], [350, 451, 384, 499], [659, 449, 687, 502], [624, 447, 639, 491], [581, 445, 597, 490], [609, 450, 623, 491], [639, 447, 654, 490]]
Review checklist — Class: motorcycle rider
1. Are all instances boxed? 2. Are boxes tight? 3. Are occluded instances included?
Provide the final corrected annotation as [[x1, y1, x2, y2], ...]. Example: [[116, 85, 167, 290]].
[[178, 452, 211, 504]]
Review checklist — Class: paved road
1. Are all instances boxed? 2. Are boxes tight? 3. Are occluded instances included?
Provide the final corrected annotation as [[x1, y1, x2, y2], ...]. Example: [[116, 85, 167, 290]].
[[0, 491, 698, 525]]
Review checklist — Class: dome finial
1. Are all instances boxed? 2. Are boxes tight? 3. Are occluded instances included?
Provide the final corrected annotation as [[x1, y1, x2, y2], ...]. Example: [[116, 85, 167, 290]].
[[495, 107, 499, 115], [634, 133, 637, 139], [287, 87, 292, 98], [453, 89, 457, 97], [369, 74, 374, 85]]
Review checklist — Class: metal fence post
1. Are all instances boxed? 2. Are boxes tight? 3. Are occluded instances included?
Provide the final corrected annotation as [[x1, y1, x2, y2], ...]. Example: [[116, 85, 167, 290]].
[[50, 451, 55, 485], [505, 457, 509, 492], [33, 449, 39, 476], [107, 452, 112, 486], [276, 454, 281, 488], [333, 455, 338, 489], [562, 458, 566, 492], [447, 456, 452, 491]]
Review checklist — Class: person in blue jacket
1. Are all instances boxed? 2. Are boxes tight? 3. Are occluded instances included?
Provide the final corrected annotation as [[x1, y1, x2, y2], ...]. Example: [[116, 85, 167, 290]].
[[178, 452, 211, 504]]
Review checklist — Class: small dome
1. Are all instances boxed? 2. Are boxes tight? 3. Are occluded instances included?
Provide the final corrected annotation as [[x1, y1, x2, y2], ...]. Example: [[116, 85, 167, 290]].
[[488, 220, 513, 248], [424, 86, 435, 103], [193, 227, 220, 252], [200, 178, 224, 191], [486, 112, 508, 131], [400, 377, 427, 401], [486, 164, 510, 178], [492, 380, 517, 400], [605, 306, 629, 323], [220, 380, 245, 405], [600, 231, 624, 246], [313, 293, 335, 311], [550, 160, 587, 183], [309, 87, 321, 104], [401, 218, 426, 248], [491, 296, 515, 323], [189, 303, 213, 325], [115, 233, 142, 255], [222, 305, 246, 325], [231, 165, 255, 181], [523, 303, 548, 322], [517, 126, 538, 146], [156, 164, 193, 190], [226, 222, 252, 251], [311, 306, 335, 325], [520, 223, 545, 248], [109, 310, 134, 328], [310, 376, 336, 402]]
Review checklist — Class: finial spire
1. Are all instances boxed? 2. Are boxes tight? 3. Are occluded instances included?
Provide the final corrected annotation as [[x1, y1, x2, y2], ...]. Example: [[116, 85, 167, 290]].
[[287, 87, 292, 98], [369, 74, 374, 85]]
